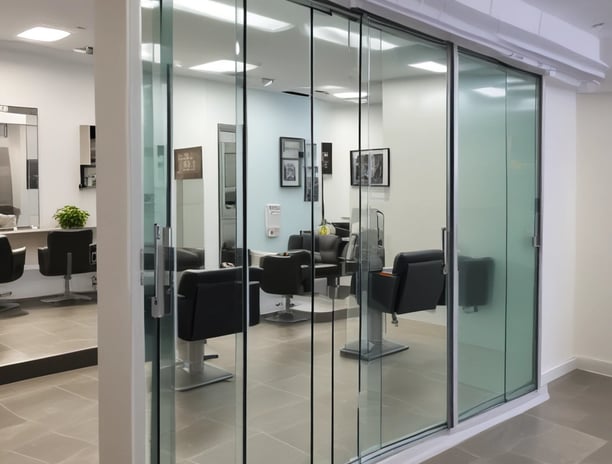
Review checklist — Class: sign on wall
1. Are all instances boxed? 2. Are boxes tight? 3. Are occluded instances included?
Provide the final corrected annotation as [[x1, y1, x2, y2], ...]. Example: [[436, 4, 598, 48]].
[[174, 146, 203, 180]]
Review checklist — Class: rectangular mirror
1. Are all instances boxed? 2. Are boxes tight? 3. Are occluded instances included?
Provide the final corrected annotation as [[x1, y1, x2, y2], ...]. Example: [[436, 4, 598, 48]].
[[0, 105, 39, 229]]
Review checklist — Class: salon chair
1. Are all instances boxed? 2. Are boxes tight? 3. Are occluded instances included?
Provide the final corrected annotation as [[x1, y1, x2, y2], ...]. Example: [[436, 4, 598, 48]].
[[288, 232, 340, 266], [176, 266, 261, 390], [0, 235, 26, 315], [38, 229, 96, 303], [259, 250, 311, 323], [341, 250, 445, 360]]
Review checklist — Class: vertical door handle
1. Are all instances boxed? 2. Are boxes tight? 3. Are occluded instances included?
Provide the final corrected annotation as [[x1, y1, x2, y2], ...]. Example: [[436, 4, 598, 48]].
[[442, 226, 448, 275], [532, 198, 541, 248], [151, 223, 172, 318]]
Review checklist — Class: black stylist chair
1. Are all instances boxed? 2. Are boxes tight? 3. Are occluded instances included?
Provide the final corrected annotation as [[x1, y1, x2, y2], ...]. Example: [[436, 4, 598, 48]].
[[259, 250, 311, 323], [0, 235, 26, 314], [38, 229, 96, 303], [176, 267, 261, 390], [341, 250, 445, 360]]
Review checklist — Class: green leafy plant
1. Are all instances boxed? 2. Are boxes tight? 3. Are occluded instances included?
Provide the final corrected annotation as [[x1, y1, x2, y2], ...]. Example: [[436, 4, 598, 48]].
[[53, 205, 90, 229]]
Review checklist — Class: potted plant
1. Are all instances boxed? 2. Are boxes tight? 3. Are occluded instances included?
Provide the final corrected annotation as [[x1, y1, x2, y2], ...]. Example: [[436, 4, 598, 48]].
[[53, 205, 90, 229]]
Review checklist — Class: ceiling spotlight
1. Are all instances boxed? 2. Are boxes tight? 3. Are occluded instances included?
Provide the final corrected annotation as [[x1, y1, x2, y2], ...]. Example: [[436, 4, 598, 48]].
[[261, 78, 274, 87]]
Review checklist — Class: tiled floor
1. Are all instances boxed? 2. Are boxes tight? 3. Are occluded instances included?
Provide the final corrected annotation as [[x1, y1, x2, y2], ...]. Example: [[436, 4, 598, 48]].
[[0, 298, 97, 366], [2, 294, 610, 464], [423, 370, 612, 464]]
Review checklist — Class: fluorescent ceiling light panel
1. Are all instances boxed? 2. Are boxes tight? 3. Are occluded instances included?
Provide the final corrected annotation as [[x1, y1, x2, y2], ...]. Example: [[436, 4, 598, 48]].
[[409, 61, 447, 73], [17, 27, 70, 42], [312, 27, 398, 51], [333, 91, 368, 99], [175, 0, 292, 32], [190, 59, 257, 73], [474, 87, 506, 98]]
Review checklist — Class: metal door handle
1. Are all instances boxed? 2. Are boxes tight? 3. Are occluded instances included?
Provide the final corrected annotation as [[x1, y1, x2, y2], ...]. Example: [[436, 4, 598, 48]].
[[442, 226, 448, 275], [151, 224, 172, 318]]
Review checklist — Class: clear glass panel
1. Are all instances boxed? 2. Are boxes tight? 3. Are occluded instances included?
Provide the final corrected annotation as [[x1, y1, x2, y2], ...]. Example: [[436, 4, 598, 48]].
[[358, 21, 449, 454], [505, 71, 538, 399], [141, 0, 175, 462], [245, 1, 312, 462], [169, 0, 243, 462], [457, 53, 508, 419], [311, 10, 361, 464]]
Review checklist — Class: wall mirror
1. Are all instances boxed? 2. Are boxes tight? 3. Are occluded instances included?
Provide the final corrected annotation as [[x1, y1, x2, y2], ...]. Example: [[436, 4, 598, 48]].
[[0, 105, 39, 229]]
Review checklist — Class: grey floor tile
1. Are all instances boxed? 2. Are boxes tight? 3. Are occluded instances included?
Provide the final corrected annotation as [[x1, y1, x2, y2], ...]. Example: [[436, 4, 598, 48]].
[[422, 447, 479, 464], [460, 414, 555, 458], [472, 452, 547, 464], [510, 423, 606, 464], [14, 432, 95, 464], [0, 451, 47, 464], [581, 442, 612, 464]]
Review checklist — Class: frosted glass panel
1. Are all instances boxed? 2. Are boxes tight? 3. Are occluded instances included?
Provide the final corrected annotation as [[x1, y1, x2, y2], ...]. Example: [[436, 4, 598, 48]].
[[457, 53, 539, 419], [505, 71, 538, 398], [457, 54, 507, 418]]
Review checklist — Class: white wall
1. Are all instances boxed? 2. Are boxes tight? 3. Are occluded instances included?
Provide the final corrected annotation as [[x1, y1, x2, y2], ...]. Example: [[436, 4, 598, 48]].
[[0, 48, 96, 228], [540, 79, 578, 379], [575, 92, 612, 373]]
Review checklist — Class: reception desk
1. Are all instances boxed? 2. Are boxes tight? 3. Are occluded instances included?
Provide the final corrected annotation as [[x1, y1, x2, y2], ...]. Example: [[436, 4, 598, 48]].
[[0, 227, 97, 298]]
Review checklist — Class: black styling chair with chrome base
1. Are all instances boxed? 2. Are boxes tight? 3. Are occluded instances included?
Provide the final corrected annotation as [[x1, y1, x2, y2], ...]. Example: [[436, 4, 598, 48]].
[[176, 267, 261, 391], [259, 250, 311, 323], [38, 229, 96, 303], [341, 250, 445, 360], [0, 235, 26, 315]]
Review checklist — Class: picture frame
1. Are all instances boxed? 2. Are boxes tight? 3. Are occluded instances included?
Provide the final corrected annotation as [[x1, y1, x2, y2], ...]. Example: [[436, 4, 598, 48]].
[[281, 159, 300, 187], [304, 166, 319, 202], [280, 137, 304, 187], [350, 148, 390, 187]]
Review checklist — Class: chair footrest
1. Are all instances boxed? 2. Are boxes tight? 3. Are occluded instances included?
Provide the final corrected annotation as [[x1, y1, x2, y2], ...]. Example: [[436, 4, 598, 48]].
[[175, 363, 233, 391], [264, 309, 310, 323], [42, 292, 92, 304], [340, 339, 409, 361]]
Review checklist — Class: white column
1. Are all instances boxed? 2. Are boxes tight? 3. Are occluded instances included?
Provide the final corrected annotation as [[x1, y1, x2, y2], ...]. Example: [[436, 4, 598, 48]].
[[95, 0, 145, 463]]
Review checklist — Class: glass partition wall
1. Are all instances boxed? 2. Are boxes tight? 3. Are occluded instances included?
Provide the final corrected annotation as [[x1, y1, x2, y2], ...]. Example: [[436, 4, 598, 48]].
[[141, 2, 540, 463]]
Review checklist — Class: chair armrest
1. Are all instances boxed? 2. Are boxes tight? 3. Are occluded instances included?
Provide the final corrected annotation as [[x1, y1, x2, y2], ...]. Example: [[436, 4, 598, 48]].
[[12, 246, 26, 280], [368, 271, 399, 313], [38, 246, 50, 276]]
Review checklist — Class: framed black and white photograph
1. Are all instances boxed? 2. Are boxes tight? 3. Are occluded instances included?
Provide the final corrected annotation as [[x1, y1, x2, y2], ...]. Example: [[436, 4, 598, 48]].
[[280, 137, 304, 159], [321, 142, 332, 174], [280, 137, 304, 187], [281, 159, 300, 187], [350, 148, 390, 187], [304, 166, 319, 202]]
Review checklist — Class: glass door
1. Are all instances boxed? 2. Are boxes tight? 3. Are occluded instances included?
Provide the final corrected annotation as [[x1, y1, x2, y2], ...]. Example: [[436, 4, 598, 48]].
[[141, 0, 175, 462], [456, 51, 539, 419], [357, 18, 450, 457]]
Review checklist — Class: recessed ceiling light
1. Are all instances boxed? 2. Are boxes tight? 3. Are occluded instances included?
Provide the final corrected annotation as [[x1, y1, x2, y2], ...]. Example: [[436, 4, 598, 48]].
[[474, 87, 506, 98], [312, 26, 398, 51], [17, 27, 70, 42], [409, 61, 447, 73], [333, 91, 368, 99], [190, 59, 258, 73], [261, 77, 274, 87], [175, 0, 292, 33]]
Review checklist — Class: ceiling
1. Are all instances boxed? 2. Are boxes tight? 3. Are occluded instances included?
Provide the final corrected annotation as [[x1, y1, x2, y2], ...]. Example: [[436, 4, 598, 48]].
[[2, 0, 612, 92]]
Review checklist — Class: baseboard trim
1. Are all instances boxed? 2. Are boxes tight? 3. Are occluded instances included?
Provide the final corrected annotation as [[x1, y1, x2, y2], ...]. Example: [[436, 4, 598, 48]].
[[374, 388, 549, 464], [576, 356, 612, 378], [0, 348, 98, 385], [541, 357, 577, 385]]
